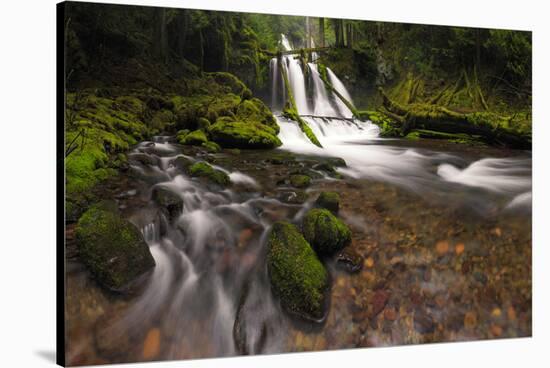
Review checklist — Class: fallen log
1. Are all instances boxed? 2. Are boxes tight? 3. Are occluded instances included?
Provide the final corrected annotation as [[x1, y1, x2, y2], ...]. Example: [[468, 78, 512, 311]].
[[378, 88, 531, 149]]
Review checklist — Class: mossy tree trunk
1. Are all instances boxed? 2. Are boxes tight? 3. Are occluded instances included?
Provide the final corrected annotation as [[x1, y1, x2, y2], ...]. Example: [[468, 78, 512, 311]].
[[378, 88, 531, 149]]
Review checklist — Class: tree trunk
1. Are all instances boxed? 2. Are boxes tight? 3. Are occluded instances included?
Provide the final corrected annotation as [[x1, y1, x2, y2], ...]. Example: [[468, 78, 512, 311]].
[[153, 8, 168, 63], [319, 18, 325, 47], [378, 88, 530, 149]]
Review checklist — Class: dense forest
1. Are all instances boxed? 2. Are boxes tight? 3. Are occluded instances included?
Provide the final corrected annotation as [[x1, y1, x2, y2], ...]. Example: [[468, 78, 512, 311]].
[[63, 3, 532, 365]]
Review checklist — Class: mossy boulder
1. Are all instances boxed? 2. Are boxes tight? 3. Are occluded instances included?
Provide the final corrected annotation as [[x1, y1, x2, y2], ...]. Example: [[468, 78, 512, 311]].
[[315, 192, 340, 214], [202, 141, 221, 153], [289, 174, 311, 188], [179, 129, 208, 146], [208, 120, 282, 149], [267, 222, 329, 321], [208, 72, 251, 99], [235, 99, 278, 132], [151, 186, 183, 220], [75, 205, 155, 291], [189, 161, 230, 186], [172, 156, 193, 172], [302, 208, 351, 255]]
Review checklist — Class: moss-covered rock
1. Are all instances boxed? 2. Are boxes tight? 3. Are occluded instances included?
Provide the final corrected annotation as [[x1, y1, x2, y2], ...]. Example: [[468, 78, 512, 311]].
[[151, 186, 183, 220], [202, 141, 221, 153], [267, 222, 329, 321], [172, 156, 193, 172], [189, 161, 230, 186], [289, 174, 311, 188], [208, 120, 281, 149], [75, 205, 155, 291], [315, 192, 340, 214], [235, 99, 278, 132], [302, 208, 351, 255], [179, 129, 208, 146]]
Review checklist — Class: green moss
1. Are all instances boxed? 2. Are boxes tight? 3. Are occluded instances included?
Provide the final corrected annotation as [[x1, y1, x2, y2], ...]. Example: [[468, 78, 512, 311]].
[[289, 174, 311, 188], [197, 117, 211, 130], [302, 208, 351, 255], [315, 192, 340, 214], [76, 206, 155, 291], [267, 221, 328, 321], [235, 98, 278, 132], [208, 72, 251, 99], [189, 161, 230, 186], [202, 141, 221, 153], [282, 106, 322, 147], [208, 120, 281, 149], [180, 129, 208, 146]]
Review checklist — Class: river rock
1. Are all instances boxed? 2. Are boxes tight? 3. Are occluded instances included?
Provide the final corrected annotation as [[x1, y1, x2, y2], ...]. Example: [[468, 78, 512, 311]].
[[335, 247, 363, 273], [151, 186, 183, 220], [315, 191, 340, 214], [188, 161, 230, 187], [302, 208, 351, 255], [76, 205, 155, 291], [267, 221, 329, 321], [289, 174, 311, 188]]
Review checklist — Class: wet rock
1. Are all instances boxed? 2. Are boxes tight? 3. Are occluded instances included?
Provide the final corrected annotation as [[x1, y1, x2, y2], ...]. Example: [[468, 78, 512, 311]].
[[129, 153, 158, 166], [289, 174, 311, 188], [335, 247, 363, 273], [267, 222, 328, 322], [172, 156, 193, 172], [414, 311, 435, 334], [455, 242, 465, 255], [151, 186, 183, 221], [364, 257, 375, 268], [315, 191, 340, 214], [189, 161, 230, 187], [302, 208, 351, 255], [76, 205, 155, 291], [277, 190, 308, 204], [384, 307, 398, 321], [464, 311, 478, 330], [435, 240, 450, 256]]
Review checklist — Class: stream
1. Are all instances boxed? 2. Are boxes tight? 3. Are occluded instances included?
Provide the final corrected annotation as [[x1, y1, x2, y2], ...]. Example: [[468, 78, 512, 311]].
[[64, 35, 532, 365]]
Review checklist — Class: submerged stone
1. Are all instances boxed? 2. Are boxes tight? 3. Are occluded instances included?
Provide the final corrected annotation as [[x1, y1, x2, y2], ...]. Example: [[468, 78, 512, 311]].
[[75, 205, 155, 291], [267, 222, 329, 321], [302, 208, 351, 255]]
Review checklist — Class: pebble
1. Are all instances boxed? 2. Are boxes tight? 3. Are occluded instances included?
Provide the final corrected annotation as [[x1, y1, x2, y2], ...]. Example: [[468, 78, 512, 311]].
[[464, 311, 478, 330], [491, 308, 502, 318], [364, 257, 375, 268], [435, 240, 450, 256], [490, 324, 503, 337], [414, 311, 435, 334], [507, 306, 517, 321], [384, 307, 398, 321], [371, 290, 390, 317], [142, 328, 161, 360], [455, 242, 465, 255]]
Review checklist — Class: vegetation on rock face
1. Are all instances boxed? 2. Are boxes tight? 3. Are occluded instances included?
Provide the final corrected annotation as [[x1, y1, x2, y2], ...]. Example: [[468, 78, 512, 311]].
[[267, 221, 329, 321], [188, 161, 230, 186], [302, 208, 351, 255], [75, 204, 155, 291]]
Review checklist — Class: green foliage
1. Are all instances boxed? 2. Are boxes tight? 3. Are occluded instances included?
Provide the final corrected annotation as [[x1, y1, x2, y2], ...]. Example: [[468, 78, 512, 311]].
[[76, 204, 155, 290], [267, 221, 328, 321], [302, 208, 351, 256]]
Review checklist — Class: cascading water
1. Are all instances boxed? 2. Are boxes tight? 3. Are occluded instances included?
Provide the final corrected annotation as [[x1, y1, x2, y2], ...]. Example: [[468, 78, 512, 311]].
[[271, 34, 532, 213]]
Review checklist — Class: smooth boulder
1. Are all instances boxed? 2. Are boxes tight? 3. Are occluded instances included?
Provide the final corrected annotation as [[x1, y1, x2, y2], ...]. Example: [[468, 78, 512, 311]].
[[302, 208, 351, 255], [267, 221, 328, 321], [76, 205, 155, 291]]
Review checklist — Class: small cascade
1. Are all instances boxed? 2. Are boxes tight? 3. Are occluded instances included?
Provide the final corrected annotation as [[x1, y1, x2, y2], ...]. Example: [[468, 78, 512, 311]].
[[327, 67, 354, 118], [308, 63, 338, 117], [269, 58, 279, 112]]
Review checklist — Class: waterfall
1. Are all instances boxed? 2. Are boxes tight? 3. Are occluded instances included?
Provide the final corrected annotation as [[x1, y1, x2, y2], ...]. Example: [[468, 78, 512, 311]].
[[308, 63, 338, 117], [269, 58, 279, 111], [327, 67, 354, 118]]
